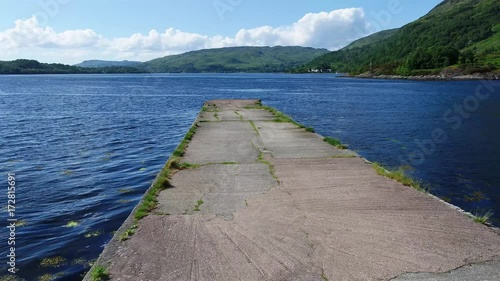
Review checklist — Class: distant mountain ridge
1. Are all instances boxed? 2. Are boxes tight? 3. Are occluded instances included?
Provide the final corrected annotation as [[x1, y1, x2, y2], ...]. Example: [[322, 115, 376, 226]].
[[140, 46, 330, 73], [302, 0, 500, 76], [0, 46, 329, 74], [75, 60, 141, 68]]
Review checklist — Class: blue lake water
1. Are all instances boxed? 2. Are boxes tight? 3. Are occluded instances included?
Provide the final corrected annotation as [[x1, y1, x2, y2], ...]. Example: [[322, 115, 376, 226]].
[[0, 74, 499, 280]]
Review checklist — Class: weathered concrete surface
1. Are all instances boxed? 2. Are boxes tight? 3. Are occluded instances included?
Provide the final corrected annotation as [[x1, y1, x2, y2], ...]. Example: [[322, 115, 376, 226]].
[[254, 121, 356, 159], [182, 121, 259, 164], [156, 164, 276, 219], [391, 260, 500, 281], [97, 100, 500, 281]]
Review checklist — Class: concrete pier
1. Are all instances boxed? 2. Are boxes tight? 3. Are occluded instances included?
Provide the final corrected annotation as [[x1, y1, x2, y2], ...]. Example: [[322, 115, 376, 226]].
[[88, 100, 500, 281]]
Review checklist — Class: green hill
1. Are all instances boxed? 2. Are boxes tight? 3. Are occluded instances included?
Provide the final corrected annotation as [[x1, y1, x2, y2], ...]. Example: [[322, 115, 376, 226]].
[[75, 60, 141, 68], [342, 29, 399, 50], [141, 46, 329, 73], [302, 0, 500, 75]]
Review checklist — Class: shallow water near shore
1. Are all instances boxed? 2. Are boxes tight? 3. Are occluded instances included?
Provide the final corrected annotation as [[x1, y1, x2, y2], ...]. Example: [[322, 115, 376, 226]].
[[0, 73, 499, 280]]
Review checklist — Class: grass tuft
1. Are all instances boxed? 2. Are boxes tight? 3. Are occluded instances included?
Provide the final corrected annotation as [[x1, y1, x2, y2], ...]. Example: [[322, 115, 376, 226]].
[[473, 211, 493, 225], [119, 225, 137, 241], [194, 199, 204, 212], [258, 152, 279, 184], [324, 137, 348, 149], [169, 159, 201, 170], [134, 167, 172, 221], [127, 119, 200, 225], [249, 121, 260, 136], [90, 265, 110, 281], [372, 163, 425, 192], [172, 125, 197, 158], [243, 103, 315, 131], [234, 111, 244, 120], [250, 104, 306, 128], [321, 270, 330, 281]]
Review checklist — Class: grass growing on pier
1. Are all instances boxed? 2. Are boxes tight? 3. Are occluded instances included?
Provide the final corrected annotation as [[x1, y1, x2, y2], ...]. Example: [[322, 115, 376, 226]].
[[172, 125, 198, 158], [249, 121, 260, 136], [324, 137, 348, 149], [119, 225, 138, 241], [258, 152, 279, 184], [90, 265, 110, 281], [134, 168, 172, 221], [265, 106, 306, 128], [202, 105, 220, 112], [321, 270, 330, 281], [305, 127, 315, 133], [169, 160, 201, 170], [244, 103, 307, 129], [121, 118, 201, 241], [235, 111, 244, 120], [473, 211, 493, 225], [372, 163, 425, 192], [194, 199, 204, 212]]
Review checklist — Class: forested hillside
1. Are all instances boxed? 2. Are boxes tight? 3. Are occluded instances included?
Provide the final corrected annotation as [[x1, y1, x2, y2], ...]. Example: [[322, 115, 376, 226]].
[[302, 0, 499, 76], [0, 59, 142, 74]]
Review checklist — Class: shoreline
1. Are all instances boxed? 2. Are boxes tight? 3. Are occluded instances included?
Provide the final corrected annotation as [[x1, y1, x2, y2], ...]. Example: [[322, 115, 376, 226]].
[[348, 71, 500, 81]]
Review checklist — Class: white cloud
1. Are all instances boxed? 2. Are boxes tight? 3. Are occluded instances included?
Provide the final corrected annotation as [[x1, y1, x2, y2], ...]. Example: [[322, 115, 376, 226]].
[[0, 16, 100, 49], [0, 8, 371, 64]]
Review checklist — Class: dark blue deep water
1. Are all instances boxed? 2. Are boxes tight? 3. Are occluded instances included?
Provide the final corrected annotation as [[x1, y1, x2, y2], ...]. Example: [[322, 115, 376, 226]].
[[0, 74, 499, 280]]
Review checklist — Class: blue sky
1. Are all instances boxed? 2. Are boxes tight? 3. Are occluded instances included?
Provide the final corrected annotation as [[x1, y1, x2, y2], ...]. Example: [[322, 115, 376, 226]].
[[0, 0, 443, 64]]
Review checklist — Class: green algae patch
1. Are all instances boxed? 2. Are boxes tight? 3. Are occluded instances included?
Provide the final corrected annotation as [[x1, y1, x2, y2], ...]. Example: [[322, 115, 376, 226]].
[[39, 256, 67, 268], [464, 191, 487, 202], [15, 220, 27, 227], [84, 230, 103, 238], [72, 258, 94, 267], [0, 275, 25, 281], [65, 221, 80, 228]]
